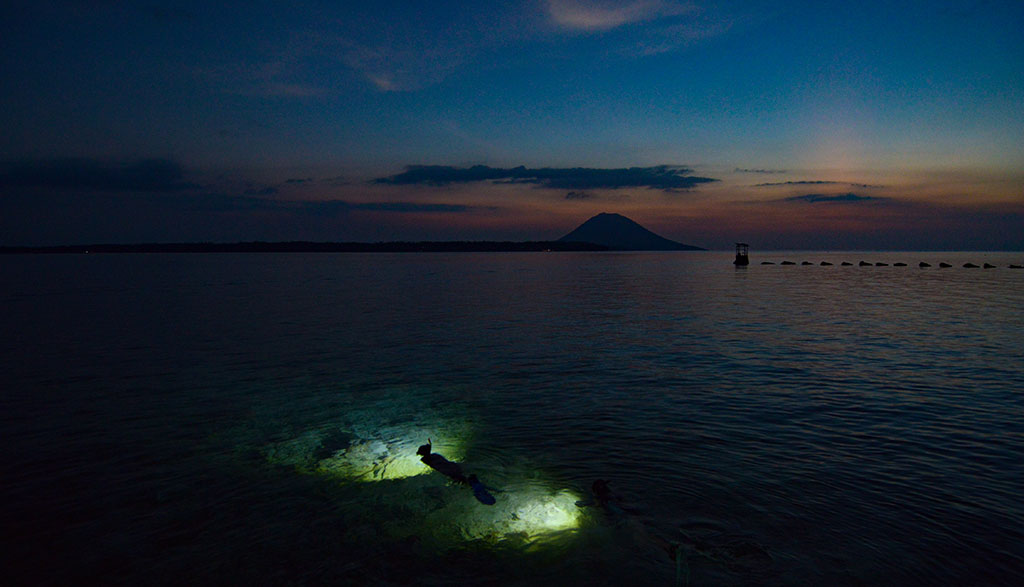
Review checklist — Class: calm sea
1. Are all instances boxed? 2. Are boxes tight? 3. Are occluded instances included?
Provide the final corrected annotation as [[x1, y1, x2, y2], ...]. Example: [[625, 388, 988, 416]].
[[2, 251, 1022, 586]]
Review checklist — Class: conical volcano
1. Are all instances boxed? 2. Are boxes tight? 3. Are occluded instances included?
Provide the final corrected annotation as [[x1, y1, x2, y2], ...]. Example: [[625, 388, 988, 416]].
[[558, 212, 704, 251]]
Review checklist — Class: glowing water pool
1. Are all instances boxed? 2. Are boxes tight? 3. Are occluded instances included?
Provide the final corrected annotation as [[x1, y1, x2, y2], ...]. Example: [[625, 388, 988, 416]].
[[263, 411, 472, 482], [255, 389, 592, 548]]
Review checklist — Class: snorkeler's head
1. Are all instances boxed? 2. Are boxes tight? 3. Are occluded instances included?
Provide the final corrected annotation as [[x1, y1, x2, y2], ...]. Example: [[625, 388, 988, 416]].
[[592, 479, 611, 501], [416, 440, 432, 456]]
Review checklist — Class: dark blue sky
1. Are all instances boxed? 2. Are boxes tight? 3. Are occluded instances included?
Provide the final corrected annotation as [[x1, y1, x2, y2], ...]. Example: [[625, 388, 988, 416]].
[[2, 1, 1022, 248]]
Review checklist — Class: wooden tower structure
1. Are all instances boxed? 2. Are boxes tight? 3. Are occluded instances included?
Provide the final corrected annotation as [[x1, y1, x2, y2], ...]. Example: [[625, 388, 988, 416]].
[[734, 242, 749, 266]]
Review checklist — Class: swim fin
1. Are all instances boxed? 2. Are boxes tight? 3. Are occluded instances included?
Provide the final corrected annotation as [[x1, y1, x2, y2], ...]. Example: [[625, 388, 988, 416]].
[[470, 478, 496, 505]]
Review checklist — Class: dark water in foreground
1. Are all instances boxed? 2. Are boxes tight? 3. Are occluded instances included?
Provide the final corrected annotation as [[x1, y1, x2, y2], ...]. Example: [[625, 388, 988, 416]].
[[2, 251, 1023, 585]]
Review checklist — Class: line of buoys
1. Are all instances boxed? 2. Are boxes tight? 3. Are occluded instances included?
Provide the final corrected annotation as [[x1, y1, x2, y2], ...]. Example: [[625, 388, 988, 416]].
[[757, 260, 1022, 268]]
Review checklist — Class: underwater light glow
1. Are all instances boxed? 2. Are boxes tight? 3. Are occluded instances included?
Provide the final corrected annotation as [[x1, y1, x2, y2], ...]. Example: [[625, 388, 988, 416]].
[[256, 398, 587, 548], [436, 486, 586, 543], [265, 420, 472, 482], [508, 490, 582, 534]]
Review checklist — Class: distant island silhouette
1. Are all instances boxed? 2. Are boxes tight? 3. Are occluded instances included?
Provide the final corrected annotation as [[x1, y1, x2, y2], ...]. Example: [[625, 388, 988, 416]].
[[559, 212, 705, 251], [0, 241, 607, 254], [0, 213, 704, 254]]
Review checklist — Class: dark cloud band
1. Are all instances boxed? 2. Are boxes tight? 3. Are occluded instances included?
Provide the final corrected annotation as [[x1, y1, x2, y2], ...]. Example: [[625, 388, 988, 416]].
[[735, 168, 787, 174], [757, 180, 881, 188], [784, 193, 883, 203], [0, 158, 196, 192], [332, 201, 479, 213], [565, 191, 596, 200], [195, 197, 484, 215], [374, 164, 717, 190]]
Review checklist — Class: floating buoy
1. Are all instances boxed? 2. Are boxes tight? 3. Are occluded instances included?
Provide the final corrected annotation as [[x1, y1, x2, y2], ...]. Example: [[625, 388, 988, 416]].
[[964, 263, 979, 268], [983, 263, 996, 269], [920, 262, 931, 267], [875, 262, 888, 266], [859, 261, 871, 266], [841, 261, 852, 266], [781, 261, 795, 265], [939, 262, 952, 268], [761, 261, 775, 265], [820, 261, 833, 266], [802, 261, 813, 265], [894, 262, 907, 267]]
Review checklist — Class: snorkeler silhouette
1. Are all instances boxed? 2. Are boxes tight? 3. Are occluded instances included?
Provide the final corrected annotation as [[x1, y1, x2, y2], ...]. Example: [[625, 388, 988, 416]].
[[577, 479, 679, 560], [591, 479, 617, 511], [417, 440, 496, 505], [578, 479, 774, 584], [577, 479, 630, 516]]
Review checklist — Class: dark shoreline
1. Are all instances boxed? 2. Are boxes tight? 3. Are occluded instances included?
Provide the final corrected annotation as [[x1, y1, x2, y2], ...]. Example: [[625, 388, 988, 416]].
[[0, 241, 611, 254]]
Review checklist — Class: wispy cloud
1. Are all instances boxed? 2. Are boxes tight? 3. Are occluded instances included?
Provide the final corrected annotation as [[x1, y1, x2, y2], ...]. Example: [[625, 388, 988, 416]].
[[338, 40, 467, 93], [348, 201, 487, 213], [735, 168, 787, 174], [328, 6, 537, 93], [782, 193, 885, 203], [759, 180, 840, 186], [244, 186, 279, 196], [374, 164, 717, 190], [626, 17, 731, 55], [543, 1, 733, 57], [259, 83, 326, 98], [198, 38, 332, 98], [297, 200, 485, 214], [756, 180, 883, 188], [201, 4, 731, 95], [336, 2, 731, 91], [565, 190, 596, 199], [544, 0, 695, 32]]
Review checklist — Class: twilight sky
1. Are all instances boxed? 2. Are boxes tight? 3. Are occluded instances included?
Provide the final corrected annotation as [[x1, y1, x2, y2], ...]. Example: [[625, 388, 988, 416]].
[[2, 0, 1022, 249]]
